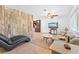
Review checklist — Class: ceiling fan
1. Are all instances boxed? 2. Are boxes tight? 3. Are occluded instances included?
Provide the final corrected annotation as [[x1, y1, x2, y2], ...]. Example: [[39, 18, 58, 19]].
[[44, 9, 58, 19], [47, 13, 58, 19]]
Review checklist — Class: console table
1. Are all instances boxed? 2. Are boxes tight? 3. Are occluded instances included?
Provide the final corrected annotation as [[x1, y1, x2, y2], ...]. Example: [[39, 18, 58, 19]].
[[48, 22, 58, 35], [49, 27, 58, 35]]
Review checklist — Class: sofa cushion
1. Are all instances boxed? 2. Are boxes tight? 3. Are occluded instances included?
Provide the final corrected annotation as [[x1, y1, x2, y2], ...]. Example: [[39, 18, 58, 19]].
[[0, 33, 9, 43], [10, 35, 30, 42], [70, 38, 79, 45]]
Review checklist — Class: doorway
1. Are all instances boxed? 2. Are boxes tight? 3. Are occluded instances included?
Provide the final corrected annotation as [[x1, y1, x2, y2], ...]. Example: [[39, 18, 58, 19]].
[[33, 20, 41, 32]]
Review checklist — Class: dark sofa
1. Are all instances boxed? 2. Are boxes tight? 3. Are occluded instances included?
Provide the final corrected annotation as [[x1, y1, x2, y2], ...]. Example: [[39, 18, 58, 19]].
[[0, 34, 30, 51]]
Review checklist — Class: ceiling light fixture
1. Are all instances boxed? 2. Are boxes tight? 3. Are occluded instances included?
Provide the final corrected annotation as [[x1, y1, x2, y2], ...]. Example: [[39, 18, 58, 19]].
[[43, 9, 58, 19], [47, 13, 58, 19]]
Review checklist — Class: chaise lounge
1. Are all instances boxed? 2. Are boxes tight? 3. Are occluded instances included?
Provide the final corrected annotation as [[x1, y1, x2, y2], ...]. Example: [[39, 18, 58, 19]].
[[0, 34, 30, 51]]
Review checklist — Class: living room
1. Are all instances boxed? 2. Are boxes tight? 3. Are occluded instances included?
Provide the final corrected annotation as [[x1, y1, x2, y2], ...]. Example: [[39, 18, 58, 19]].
[[0, 5, 79, 54]]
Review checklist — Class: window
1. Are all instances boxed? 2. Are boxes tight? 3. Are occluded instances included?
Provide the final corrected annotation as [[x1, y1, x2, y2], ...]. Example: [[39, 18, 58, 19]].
[[76, 13, 79, 31]]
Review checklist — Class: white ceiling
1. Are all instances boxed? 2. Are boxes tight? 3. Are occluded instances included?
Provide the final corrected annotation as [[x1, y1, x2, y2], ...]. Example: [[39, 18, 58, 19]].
[[7, 5, 74, 17]]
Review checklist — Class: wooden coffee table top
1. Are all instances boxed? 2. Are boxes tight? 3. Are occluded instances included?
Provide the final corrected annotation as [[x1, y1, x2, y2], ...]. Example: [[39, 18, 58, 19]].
[[42, 34, 52, 37], [49, 40, 79, 54]]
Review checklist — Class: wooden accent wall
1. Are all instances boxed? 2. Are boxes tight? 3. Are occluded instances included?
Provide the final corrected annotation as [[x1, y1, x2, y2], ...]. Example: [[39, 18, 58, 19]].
[[0, 6, 33, 37]]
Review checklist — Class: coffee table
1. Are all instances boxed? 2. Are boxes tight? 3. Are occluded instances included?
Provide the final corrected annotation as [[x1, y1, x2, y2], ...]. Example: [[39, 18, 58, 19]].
[[49, 40, 79, 54], [42, 34, 65, 44], [42, 34, 53, 43]]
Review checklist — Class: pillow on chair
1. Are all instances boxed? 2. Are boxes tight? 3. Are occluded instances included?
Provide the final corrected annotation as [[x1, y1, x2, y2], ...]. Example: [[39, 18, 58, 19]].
[[70, 38, 79, 45]]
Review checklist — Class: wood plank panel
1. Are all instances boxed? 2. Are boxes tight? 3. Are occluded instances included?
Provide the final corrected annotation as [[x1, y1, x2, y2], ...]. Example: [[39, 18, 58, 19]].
[[0, 6, 33, 38]]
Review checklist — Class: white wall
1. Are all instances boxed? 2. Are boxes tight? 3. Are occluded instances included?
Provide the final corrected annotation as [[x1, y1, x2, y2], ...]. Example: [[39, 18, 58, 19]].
[[69, 7, 79, 32], [41, 19, 49, 33], [69, 13, 77, 31], [40, 16, 70, 33]]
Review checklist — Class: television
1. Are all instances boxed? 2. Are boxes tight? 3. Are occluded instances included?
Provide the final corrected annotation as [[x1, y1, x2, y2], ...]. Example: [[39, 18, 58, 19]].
[[48, 22, 58, 28]]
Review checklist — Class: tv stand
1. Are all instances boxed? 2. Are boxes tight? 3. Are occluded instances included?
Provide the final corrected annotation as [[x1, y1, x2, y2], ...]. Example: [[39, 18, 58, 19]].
[[49, 27, 58, 35], [48, 22, 58, 35]]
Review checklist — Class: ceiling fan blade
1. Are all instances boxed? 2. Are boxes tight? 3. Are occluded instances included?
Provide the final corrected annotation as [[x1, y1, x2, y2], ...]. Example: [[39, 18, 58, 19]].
[[47, 14, 58, 19], [53, 15, 58, 16]]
